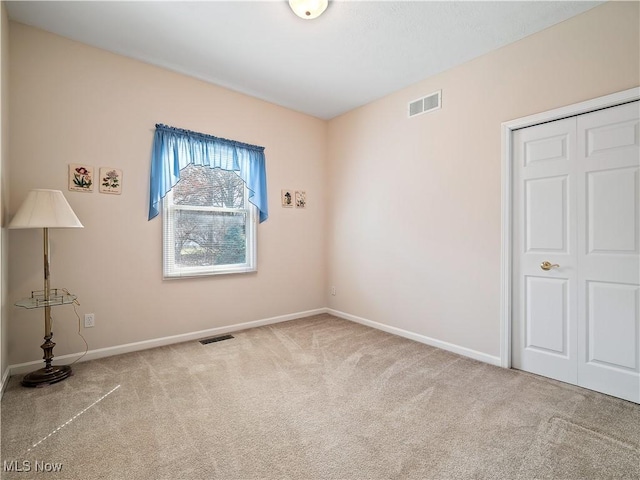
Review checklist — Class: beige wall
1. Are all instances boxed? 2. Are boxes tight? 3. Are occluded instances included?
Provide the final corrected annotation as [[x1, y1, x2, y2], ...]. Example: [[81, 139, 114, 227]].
[[1, 2, 9, 383], [8, 23, 327, 365], [326, 1, 640, 358], [6, 2, 639, 369]]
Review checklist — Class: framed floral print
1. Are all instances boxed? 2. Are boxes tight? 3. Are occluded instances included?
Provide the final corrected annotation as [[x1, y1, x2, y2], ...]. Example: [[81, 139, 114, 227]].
[[99, 167, 123, 194], [281, 189, 294, 207], [295, 190, 306, 209], [69, 164, 94, 192]]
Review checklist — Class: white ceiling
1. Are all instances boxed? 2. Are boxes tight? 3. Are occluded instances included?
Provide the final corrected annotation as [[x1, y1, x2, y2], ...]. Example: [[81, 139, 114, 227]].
[[6, 1, 603, 120]]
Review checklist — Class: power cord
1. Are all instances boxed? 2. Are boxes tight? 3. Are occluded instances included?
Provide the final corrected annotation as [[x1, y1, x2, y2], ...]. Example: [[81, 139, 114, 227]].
[[60, 288, 89, 366]]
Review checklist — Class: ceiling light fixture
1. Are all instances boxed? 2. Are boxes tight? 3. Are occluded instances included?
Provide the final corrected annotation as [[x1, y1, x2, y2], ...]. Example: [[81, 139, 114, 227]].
[[289, 0, 328, 20]]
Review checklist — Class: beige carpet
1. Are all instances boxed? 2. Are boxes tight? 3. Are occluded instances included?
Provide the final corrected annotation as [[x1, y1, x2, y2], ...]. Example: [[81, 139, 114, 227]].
[[1, 314, 639, 479]]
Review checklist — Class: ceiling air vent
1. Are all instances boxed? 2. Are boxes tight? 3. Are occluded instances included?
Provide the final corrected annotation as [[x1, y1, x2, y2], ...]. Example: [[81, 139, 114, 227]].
[[408, 90, 442, 118]]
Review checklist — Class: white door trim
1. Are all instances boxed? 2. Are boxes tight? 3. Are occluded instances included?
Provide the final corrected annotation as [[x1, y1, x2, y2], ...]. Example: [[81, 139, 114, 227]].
[[500, 87, 640, 368]]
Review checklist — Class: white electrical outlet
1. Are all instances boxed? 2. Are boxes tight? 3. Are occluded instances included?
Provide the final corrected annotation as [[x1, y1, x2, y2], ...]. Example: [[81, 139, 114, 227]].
[[84, 313, 95, 328], [331, 286, 336, 296]]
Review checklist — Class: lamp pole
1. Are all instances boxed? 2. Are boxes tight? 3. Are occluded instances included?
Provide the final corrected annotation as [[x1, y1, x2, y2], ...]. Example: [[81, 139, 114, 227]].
[[20, 227, 73, 387], [42, 227, 55, 370]]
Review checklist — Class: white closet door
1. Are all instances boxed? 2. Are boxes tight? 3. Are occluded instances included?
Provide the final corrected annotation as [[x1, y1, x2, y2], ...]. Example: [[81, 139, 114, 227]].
[[513, 101, 640, 403], [512, 117, 578, 386], [576, 102, 639, 402]]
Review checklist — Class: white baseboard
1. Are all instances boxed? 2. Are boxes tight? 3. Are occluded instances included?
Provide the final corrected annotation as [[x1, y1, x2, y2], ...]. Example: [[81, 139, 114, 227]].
[[328, 309, 502, 367], [8, 308, 328, 377], [7, 307, 501, 378]]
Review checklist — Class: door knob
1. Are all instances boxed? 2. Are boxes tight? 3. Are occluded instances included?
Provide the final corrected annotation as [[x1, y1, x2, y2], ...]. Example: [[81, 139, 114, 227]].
[[540, 261, 560, 271]]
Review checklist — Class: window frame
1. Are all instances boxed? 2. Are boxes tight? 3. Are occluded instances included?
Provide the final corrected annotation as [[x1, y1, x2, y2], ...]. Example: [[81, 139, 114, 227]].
[[162, 170, 257, 279]]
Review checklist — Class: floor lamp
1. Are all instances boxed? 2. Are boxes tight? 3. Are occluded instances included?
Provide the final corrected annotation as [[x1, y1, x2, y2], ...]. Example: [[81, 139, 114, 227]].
[[9, 189, 84, 387]]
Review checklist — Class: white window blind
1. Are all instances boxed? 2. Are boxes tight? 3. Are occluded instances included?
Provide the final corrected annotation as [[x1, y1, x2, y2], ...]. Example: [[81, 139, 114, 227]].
[[163, 165, 257, 278]]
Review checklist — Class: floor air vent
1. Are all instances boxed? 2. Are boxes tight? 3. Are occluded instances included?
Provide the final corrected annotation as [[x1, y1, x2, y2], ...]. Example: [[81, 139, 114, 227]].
[[199, 334, 234, 345], [408, 90, 441, 118]]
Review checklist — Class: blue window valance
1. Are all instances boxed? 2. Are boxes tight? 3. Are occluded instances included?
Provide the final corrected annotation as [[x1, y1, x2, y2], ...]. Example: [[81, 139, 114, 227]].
[[148, 124, 268, 222]]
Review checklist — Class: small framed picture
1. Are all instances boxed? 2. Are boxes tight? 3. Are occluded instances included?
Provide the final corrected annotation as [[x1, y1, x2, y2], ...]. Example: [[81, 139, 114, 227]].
[[99, 167, 123, 195], [69, 164, 94, 192], [295, 191, 306, 209], [281, 189, 294, 207]]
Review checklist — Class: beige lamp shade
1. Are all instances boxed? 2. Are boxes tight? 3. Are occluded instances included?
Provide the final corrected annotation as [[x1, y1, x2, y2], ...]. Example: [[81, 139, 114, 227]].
[[8, 189, 83, 229]]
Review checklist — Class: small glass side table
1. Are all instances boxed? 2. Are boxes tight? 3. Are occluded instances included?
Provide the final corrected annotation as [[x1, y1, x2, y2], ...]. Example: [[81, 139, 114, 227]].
[[15, 289, 77, 387]]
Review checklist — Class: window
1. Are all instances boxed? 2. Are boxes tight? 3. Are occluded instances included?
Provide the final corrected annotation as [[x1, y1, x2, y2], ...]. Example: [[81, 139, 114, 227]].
[[149, 124, 267, 278], [163, 165, 257, 278]]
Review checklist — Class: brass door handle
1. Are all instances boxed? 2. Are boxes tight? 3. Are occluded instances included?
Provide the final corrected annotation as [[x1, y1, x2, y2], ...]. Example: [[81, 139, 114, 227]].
[[540, 261, 560, 271]]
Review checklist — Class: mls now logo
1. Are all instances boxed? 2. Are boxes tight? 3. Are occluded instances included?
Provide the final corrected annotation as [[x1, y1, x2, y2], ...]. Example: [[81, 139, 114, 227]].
[[3, 460, 63, 473]]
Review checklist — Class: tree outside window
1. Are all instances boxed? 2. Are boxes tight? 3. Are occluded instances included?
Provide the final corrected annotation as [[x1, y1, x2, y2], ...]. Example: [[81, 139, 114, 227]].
[[163, 165, 257, 278]]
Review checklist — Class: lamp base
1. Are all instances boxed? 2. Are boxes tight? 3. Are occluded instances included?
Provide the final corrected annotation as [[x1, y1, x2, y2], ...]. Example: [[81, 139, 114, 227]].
[[21, 365, 72, 388]]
